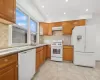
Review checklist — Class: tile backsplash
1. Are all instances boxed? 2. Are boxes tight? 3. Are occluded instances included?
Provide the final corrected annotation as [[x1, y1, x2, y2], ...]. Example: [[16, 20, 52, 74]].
[[40, 31, 72, 45], [0, 23, 9, 49]]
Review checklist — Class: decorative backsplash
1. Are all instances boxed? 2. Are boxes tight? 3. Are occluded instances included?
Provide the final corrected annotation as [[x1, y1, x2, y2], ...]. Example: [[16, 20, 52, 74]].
[[0, 23, 9, 49], [40, 31, 72, 45]]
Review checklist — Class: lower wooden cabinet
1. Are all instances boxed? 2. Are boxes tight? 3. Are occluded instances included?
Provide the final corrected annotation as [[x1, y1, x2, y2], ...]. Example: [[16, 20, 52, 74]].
[[47, 45, 51, 59], [0, 54, 18, 80], [63, 46, 73, 61], [36, 46, 47, 72]]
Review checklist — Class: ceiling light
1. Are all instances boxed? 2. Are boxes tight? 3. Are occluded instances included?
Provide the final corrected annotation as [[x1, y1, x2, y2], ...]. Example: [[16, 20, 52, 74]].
[[86, 9, 88, 12], [64, 12, 66, 14], [66, 0, 68, 2], [42, 5, 44, 8]]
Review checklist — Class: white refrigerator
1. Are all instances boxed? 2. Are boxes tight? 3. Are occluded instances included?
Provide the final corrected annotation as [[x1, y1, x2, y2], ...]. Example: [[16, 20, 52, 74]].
[[72, 25, 95, 68]]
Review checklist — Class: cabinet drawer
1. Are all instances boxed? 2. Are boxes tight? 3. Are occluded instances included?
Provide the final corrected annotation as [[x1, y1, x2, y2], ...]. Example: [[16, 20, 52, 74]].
[[0, 54, 17, 69], [36, 47, 43, 52]]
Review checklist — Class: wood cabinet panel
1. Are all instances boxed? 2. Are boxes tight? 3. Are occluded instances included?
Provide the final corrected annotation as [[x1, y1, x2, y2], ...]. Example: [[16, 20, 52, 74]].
[[0, 63, 17, 80], [53, 22, 62, 27], [62, 22, 73, 35], [0, 0, 16, 24], [43, 46, 47, 61], [73, 19, 86, 26], [0, 54, 18, 80], [48, 23, 53, 36], [0, 54, 17, 69], [47, 45, 51, 59], [40, 23, 49, 35], [40, 50, 44, 65], [63, 47, 73, 61], [36, 51, 40, 71]]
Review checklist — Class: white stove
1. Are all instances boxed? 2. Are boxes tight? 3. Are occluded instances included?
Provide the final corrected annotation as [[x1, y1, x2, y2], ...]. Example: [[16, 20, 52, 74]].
[[51, 40, 63, 61]]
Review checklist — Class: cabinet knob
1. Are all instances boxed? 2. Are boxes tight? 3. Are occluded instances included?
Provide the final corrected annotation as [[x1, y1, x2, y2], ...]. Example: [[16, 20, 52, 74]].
[[4, 59, 8, 62]]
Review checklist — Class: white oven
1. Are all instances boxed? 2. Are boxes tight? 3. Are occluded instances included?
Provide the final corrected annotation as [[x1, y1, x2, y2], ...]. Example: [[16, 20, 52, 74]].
[[51, 40, 63, 61]]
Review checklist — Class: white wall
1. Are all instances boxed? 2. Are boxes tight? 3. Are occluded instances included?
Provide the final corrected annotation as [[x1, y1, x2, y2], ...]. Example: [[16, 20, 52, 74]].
[[86, 14, 100, 61], [17, 0, 45, 22]]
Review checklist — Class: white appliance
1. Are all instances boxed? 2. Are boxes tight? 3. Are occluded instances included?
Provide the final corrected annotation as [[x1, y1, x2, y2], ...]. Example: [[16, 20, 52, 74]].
[[18, 49, 36, 80], [72, 26, 95, 67], [52, 26, 62, 31], [51, 40, 63, 61]]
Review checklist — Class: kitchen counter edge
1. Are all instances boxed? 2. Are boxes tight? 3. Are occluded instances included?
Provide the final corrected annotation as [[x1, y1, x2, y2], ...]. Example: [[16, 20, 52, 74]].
[[0, 44, 48, 58]]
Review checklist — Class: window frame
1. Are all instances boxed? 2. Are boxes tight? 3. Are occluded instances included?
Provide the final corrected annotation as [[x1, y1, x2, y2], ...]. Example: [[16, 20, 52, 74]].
[[8, 7, 39, 47]]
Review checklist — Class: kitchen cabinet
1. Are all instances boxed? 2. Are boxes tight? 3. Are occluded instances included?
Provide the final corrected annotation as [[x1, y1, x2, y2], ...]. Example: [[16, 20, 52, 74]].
[[63, 46, 73, 61], [36, 47, 44, 71], [0, 0, 16, 24], [40, 49, 44, 65], [62, 22, 74, 35], [52, 22, 62, 27], [47, 45, 51, 59], [40, 23, 49, 35], [73, 19, 86, 26], [39, 23, 52, 36], [43, 45, 48, 60], [18, 49, 36, 80], [48, 23, 53, 35], [0, 54, 18, 80]]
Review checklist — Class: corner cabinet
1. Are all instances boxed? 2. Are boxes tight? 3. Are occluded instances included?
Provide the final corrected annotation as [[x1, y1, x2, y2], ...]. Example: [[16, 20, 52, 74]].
[[0, 0, 16, 24], [0, 54, 18, 80], [39, 23, 52, 36]]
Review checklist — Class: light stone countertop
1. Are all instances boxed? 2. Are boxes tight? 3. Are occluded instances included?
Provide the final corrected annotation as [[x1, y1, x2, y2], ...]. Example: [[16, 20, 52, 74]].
[[0, 44, 47, 58]]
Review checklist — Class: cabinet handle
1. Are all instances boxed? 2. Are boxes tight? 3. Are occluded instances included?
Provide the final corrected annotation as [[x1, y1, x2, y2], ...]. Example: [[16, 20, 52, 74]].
[[4, 59, 8, 62], [22, 51, 27, 54]]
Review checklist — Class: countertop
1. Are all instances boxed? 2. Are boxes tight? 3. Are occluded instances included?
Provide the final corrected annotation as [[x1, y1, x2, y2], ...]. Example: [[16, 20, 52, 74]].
[[0, 44, 47, 58]]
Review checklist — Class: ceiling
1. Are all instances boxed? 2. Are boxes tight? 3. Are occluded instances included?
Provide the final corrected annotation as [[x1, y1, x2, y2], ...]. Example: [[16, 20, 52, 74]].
[[31, 0, 100, 22]]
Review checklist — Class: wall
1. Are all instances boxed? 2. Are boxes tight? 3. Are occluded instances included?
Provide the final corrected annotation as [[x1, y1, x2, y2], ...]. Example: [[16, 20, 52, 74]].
[[86, 14, 100, 61], [17, 0, 45, 22], [40, 31, 71, 45], [0, 23, 9, 49]]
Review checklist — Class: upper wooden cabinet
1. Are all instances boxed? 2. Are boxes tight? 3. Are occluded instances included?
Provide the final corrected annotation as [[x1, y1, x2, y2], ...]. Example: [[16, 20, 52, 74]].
[[40, 23, 49, 35], [0, 0, 16, 24], [62, 22, 74, 35], [72, 19, 86, 26], [39, 22, 52, 36]]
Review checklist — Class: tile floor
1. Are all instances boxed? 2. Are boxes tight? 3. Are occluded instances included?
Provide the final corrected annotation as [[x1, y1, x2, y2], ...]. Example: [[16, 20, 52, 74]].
[[33, 60, 100, 80]]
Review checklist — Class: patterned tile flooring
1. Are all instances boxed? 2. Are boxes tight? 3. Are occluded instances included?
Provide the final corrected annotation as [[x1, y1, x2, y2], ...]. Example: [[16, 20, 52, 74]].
[[33, 60, 100, 80]]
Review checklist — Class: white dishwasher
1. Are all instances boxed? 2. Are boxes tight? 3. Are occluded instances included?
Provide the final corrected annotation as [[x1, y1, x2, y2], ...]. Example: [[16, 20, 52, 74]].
[[18, 49, 36, 80]]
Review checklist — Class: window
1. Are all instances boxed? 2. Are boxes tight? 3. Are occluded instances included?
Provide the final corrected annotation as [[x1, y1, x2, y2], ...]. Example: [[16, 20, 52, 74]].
[[30, 19, 37, 33], [12, 26, 27, 44], [16, 8, 28, 30], [30, 19, 37, 44], [10, 7, 38, 46], [12, 8, 28, 45]]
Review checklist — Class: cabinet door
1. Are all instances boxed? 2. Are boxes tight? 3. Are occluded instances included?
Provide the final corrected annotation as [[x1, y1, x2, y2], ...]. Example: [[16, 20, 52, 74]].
[[47, 46, 51, 59], [4, 0, 15, 22], [36, 52, 40, 71], [48, 24, 52, 36], [0, 0, 4, 16], [43, 46, 47, 60], [0, 63, 17, 80], [63, 48, 73, 61], [73, 20, 86, 26], [62, 22, 73, 35], [40, 50, 44, 65], [40, 23, 49, 35]]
